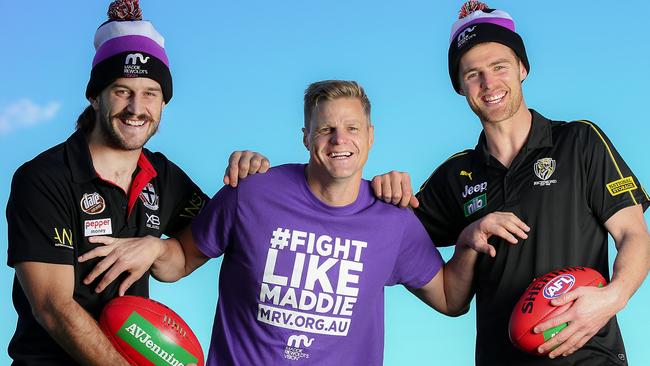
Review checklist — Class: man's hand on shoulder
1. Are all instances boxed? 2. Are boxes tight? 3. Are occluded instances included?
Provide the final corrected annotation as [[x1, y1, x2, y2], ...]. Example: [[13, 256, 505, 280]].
[[371, 170, 419, 208], [223, 150, 270, 187]]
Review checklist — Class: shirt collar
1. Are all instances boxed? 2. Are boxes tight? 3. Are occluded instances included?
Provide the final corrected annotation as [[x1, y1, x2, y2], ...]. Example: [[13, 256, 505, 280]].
[[473, 109, 553, 166], [65, 129, 158, 184], [65, 129, 97, 183]]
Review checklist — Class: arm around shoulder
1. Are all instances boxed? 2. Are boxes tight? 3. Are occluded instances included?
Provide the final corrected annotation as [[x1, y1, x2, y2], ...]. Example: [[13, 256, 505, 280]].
[[151, 226, 210, 282], [411, 245, 477, 317]]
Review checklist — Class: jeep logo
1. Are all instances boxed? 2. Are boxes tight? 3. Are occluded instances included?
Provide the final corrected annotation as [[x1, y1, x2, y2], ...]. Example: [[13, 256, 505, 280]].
[[462, 181, 488, 198]]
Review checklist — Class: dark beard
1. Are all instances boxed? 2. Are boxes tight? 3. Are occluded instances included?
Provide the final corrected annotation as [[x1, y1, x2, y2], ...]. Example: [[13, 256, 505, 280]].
[[97, 103, 158, 150]]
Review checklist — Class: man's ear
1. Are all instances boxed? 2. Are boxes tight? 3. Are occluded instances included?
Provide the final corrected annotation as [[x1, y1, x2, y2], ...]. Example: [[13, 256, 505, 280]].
[[302, 127, 309, 150], [89, 97, 100, 111], [519, 60, 528, 82]]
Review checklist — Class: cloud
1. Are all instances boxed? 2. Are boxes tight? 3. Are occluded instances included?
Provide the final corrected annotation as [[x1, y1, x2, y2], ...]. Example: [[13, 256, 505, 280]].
[[0, 99, 62, 135]]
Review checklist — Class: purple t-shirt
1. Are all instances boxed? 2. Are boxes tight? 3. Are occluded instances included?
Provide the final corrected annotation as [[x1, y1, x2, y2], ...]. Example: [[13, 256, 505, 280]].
[[192, 164, 443, 366]]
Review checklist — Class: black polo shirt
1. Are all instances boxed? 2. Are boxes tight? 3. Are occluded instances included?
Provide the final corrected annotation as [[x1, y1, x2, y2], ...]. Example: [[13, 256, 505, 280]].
[[415, 109, 649, 366], [6, 129, 208, 365]]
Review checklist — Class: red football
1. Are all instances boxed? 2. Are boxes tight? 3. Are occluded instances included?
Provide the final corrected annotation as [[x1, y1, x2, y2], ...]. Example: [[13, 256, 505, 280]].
[[99, 296, 204, 366], [508, 266, 607, 355]]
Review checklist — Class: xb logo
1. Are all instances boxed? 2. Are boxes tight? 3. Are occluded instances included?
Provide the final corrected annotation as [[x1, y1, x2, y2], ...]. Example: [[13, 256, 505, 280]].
[[125, 53, 150, 65], [146, 213, 160, 226]]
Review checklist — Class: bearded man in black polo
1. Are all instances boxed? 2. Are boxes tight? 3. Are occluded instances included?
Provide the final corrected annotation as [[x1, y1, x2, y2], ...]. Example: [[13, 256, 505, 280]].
[[6, 1, 211, 364]]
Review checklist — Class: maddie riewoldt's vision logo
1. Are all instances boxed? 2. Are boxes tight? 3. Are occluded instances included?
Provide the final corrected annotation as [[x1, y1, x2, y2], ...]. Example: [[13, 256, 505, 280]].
[[533, 158, 558, 186], [124, 53, 150, 76], [457, 26, 476, 48], [257, 227, 368, 338], [284, 334, 314, 361]]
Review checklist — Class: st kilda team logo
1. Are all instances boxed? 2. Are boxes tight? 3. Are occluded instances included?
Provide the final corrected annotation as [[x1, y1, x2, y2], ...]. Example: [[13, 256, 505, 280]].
[[139, 183, 159, 211]]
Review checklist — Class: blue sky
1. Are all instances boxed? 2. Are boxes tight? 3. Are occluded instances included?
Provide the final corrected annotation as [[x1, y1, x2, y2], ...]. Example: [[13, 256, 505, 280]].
[[1, 1, 648, 364]]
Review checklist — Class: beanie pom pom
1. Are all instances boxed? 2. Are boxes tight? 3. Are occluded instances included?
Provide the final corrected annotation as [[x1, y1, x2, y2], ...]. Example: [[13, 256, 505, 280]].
[[108, 0, 142, 21], [458, 1, 489, 19]]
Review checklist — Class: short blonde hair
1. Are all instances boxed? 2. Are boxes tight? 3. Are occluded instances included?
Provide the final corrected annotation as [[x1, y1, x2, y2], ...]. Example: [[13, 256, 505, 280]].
[[303, 80, 371, 129]]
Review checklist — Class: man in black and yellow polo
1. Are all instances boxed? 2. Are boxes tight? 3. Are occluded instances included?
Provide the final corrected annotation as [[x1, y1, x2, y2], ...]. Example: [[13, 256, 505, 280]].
[[372, 2, 650, 365]]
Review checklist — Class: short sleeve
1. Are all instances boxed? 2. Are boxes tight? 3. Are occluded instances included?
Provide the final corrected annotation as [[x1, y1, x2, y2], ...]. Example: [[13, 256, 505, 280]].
[[191, 185, 238, 258], [7, 166, 75, 266], [387, 211, 444, 289], [157, 157, 209, 236], [414, 166, 467, 247], [578, 121, 649, 222]]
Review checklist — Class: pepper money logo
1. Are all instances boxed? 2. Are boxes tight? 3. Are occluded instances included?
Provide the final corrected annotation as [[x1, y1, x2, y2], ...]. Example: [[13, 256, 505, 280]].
[[284, 334, 313, 361], [533, 158, 558, 186], [80, 192, 106, 215]]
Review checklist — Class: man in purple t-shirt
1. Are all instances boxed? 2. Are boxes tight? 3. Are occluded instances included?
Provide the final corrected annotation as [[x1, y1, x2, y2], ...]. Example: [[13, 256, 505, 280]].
[[83, 80, 528, 365]]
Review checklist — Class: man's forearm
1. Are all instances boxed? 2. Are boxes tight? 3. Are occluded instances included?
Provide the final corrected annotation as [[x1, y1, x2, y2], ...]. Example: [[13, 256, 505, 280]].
[[36, 297, 129, 366], [442, 245, 478, 314], [151, 237, 190, 282], [609, 230, 650, 307]]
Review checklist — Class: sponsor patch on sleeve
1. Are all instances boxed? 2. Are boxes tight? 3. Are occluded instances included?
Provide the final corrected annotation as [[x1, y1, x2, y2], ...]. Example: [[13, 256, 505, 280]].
[[606, 176, 637, 196]]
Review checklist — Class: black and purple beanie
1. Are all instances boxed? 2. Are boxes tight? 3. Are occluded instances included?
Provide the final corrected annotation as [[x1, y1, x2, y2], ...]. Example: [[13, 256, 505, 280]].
[[447, 1, 530, 94], [85, 0, 172, 103]]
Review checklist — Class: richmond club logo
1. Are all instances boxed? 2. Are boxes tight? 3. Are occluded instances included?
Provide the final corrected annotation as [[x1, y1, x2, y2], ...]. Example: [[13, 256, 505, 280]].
[[533, 158, 558, 186], [543, 274, 576, 299]]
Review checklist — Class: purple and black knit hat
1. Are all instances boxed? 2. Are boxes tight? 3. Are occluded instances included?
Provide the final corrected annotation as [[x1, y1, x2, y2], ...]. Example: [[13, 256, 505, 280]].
[[448, 1, 529, 94], [86, 0, 172, 103]]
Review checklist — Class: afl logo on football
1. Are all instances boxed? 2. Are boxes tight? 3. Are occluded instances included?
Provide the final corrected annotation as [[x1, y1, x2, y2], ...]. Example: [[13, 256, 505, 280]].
[[543, 274, 576, 299], [139, 183, 159, 211], [80, 192, 106, 215]]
